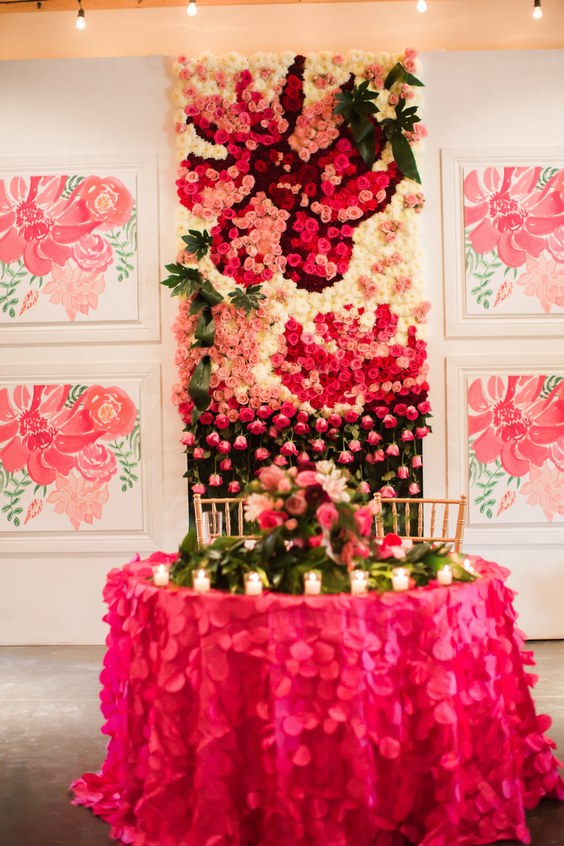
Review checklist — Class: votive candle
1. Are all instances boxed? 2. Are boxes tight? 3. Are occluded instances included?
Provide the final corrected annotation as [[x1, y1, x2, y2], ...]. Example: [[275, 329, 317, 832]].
[[152, 563, 170, 587], [391, 567, 409, 591], [350, 570, 369, 596], [245, 571, 263, 596], [304, 571, 322, 595], [437, 564, 453, 586], [192, 568, 211, 594]]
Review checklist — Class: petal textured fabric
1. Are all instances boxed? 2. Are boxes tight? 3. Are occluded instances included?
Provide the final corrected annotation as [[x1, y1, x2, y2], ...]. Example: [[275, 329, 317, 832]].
[[71, 555, 563, 846]]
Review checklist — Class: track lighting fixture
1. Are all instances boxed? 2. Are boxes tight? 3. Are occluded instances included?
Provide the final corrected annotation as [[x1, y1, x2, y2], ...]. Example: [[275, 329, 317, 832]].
[[532, 0, 543, 20], [187, 0, 197, 16], [416, 0, 428, 12]]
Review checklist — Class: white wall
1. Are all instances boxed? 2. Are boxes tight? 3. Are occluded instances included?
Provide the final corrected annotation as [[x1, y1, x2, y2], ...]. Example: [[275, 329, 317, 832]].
[[0, 49, 562, 642], [0, 56, 187, 643]]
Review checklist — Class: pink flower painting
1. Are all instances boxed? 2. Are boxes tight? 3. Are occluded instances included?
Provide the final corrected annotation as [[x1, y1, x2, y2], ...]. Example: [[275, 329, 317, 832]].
[[0, 382, 140, 531], [0, 171, 136, 323], [468, 373, 564, 523], [464, 165, 564, 315], [463, 164, 564, 315]]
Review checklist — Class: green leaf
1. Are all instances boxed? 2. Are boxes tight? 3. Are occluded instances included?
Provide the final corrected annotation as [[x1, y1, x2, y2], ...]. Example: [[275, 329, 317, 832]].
[[182, 229, 213, 260], [384, 62, 424, 90], [200, 280, 224, 307], [161, 263, 203, 298], [188, 355, 212, 412], [390, 133, 421, 184], [194, 309, 215, 347], [228, 284, 266, 314]]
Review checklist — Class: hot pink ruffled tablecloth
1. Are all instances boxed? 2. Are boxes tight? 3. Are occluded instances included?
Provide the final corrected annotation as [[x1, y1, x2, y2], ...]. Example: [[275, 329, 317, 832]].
[[71, 553, 563, 846]]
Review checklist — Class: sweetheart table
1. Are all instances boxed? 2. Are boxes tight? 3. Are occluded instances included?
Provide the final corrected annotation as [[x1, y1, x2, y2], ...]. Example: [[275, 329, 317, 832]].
[[71, 553, 563, 846]]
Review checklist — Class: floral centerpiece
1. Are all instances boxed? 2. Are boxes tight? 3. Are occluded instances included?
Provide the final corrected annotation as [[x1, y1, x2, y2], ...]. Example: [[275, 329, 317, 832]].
[[171, 459, 475, 594]]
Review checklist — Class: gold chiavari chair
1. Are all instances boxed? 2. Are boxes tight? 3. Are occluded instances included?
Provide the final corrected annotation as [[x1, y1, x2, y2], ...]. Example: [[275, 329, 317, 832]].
[[192, 494, 257, 547], [373, 494, 467, 552]]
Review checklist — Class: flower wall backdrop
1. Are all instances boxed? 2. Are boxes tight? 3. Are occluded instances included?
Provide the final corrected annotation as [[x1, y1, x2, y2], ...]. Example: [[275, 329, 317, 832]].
[[0, 382, 141, 531], [468, 373, 564, 524], [169, 50, 430, 496]]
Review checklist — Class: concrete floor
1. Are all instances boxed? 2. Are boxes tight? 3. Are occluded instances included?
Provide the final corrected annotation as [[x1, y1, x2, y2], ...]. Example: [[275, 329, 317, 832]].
[[0, 643, 562, 846]]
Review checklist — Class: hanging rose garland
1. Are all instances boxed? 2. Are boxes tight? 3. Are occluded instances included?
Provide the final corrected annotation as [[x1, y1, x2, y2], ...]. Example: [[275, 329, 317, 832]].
[[166, 49, 430, 496]]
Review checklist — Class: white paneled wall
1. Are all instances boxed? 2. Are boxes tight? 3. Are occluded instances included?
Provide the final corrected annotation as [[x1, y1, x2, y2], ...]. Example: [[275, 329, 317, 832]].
[[0, 49, 562, 641]]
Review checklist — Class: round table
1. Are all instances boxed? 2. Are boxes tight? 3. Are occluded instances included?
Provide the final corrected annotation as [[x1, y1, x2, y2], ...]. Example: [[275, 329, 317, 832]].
[[71, 553, 563, 846]]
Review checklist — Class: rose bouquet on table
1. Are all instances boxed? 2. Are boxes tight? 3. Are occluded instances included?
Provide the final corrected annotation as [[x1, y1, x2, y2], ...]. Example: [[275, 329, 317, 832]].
[[171, 458, 476, 594]]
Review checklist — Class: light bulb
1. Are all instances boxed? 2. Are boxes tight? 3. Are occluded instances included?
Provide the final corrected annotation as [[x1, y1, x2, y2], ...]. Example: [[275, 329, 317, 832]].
[[76, 7, 86, 28], [187, 0, 197, 16], [532, 0, 543, 19], [416, 0, 428, 12]]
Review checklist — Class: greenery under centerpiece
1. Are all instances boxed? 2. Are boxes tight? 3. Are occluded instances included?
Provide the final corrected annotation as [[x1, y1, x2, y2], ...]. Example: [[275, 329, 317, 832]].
[[171, 459, 475, 594]]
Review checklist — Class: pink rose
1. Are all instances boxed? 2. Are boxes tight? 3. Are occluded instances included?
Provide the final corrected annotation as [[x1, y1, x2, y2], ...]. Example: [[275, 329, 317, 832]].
[[408, 482, 421, 495], [316, 502, 339, 528], [311, 439, 326, 453], [315, 418, 329, 433], [233, 436, 248, 450], [218, 440, 231, 454], [383, 415, 397, 429], [219, 458, 232, 470], [181, 432, 195, 446], [386, 444, 400, 457], [379, 485, 397, 498], [411, 455, 423, 468], [228, 481, 241, 493], [360, 416, 375, 430], [193, 447, 204, 459], [297, 451, 310, 464], [255, 447, 270, 461], [296, 470, 319, 487], [192, 483, 206, 494], [294, 422, 310, 435], [285, 493, 308, 516], [348, 440, 362, 452], [328, 414, 342, 428], [337, 450, 354, 464], [258, 465, 288, 492], [397, 466, 409, 479], [273, 413, 291, 429], [257, 509, 287, 530], [273, 455, 288, 466], [285, 518, 298, 531], [209, 473, 222, 486], [415, 427, 430, 438], [239, 408, 255, 422], [354, 505, 375, 536], [280, 441, 298, 456], [248, 419, 266, 435], [345, 411, 359, 423], [215, 414, 230, 429], [367, 431, 382, 445], [206, 432, 221, 448], [378, 532, 404, 558], [401, 430, 415, 442], [357, 481, 371, 494]]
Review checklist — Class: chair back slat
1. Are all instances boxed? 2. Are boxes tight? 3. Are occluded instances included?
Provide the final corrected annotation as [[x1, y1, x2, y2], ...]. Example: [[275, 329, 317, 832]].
[[192, 494, 258, 547], [373, 494, 467, 551]]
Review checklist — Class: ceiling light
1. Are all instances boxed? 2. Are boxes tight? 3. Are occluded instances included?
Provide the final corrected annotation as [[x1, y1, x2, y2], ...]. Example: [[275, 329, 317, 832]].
[[187, 0, 197, 16], [532, 0, 543, 19], [416, 0, 428, 12], [76, 0, 85, 28]]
